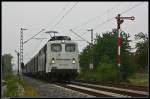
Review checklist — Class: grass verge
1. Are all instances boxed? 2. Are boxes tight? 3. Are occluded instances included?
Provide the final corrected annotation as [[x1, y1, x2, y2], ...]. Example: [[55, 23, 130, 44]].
[[21, 79, 39, 97], [3, 74, 19, 97], [2, 74, 38, 97], [127, 73, 148, 86]]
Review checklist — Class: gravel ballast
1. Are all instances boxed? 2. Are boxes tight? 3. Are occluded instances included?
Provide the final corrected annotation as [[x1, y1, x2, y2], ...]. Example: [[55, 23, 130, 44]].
[[23, 76, 94, 98]]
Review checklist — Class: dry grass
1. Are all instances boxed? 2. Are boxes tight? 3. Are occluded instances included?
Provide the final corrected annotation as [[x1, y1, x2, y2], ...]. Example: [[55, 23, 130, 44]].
[[128, 73, 148, 86], [21, 80, 39, 97]]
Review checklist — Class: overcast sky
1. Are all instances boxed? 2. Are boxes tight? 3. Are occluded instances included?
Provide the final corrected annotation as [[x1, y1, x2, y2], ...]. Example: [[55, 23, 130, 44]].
[[2, 2, 148, 70]]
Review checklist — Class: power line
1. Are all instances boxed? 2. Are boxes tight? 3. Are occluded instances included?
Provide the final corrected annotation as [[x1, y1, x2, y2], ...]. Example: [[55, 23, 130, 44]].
[[24, 40, 41, 61], [23, 29, 45, 44], [24, 2, 145, 59], [93, 17, 114, 30], [24, 2, 73, 63], [23, 3, 71, 61], [71, 2, 144, 43], [24, 41, 38, 59], [44, 2, 70, 30], [24, 34, 46, 59], [78, 17, 114, 36], [31, 30, 58, 56], [80, 2, 145, 37], [93, 2, 144, 30], [23, 2, 70, 45], [52, 2, 79, 29], [72, 3, 122, 31], [121, 2, 145, 15], [70, 29, 90, 44], [24, 2, 77, 58]]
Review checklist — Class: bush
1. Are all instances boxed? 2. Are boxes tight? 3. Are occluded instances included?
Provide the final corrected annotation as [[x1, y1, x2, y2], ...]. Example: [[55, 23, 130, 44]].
[[77, 63, 119, 82], [76, 67, 97, 81], [96, 63, 118, 82], [3, 74, 19, 97], [100, 55, 110, 63], [127, 73, 148, 86], [120, 64, 136, 81]]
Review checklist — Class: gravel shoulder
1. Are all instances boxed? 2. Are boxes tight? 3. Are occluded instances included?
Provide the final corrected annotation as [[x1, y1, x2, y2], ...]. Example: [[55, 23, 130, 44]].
[[22, 76, 94, 98]]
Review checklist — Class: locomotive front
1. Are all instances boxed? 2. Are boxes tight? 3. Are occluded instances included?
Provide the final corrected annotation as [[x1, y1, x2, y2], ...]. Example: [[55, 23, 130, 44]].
[[46, 36, 80, 81]]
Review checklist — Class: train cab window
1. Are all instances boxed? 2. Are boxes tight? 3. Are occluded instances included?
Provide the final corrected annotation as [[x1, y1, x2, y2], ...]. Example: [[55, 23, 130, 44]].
[[65, 44, 75, 52], [51, 43, 62, 52]]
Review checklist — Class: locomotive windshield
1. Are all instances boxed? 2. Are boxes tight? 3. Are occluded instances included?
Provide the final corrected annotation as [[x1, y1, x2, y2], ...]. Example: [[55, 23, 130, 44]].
[[51, 43, 62, 52], [65, 44, 75, 52]]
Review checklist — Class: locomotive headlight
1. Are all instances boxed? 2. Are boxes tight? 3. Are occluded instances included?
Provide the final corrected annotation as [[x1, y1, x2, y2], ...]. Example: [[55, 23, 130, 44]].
[[52, 60, 55, 64], [51, 58, 55, 64], [72, 58, 76, 64], [62, 40, 65, 43]]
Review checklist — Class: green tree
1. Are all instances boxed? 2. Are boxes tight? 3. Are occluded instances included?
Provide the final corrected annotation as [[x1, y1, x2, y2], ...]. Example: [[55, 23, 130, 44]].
[[79, 29, 135, 81], [2, 54, 13, 76], [134, 32, 148, 70], [79, 45, 91, 69], [93, 31, 118, 67], [96, 62, 118, 82]]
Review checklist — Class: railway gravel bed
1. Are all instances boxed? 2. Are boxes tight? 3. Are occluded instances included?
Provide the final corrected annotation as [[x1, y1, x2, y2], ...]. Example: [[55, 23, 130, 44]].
[[22, 76, 94, 98]]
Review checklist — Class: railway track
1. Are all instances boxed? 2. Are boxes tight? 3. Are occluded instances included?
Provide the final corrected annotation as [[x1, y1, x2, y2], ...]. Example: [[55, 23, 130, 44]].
[[55, 81, 149, 97], [75, 80, 148, 91], [24, 76, 148, 97]]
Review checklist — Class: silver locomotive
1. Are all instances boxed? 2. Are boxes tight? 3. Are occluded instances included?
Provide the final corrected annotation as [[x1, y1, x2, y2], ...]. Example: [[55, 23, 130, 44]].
[[23, 36, 80, 81]]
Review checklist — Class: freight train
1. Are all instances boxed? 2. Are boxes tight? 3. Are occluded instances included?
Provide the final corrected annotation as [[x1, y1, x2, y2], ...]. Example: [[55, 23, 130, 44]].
[[23, 36, 80, 81]]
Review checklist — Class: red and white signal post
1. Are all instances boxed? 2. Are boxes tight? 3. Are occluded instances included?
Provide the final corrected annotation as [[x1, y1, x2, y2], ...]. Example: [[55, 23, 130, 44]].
[[116, 14, 135, 67], [115, 14, 134, 82]]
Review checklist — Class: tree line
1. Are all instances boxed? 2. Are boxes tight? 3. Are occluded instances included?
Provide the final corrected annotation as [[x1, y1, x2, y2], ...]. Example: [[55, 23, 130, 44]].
[[2, 54, 13, 77], [79, 29, 148, 82]]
